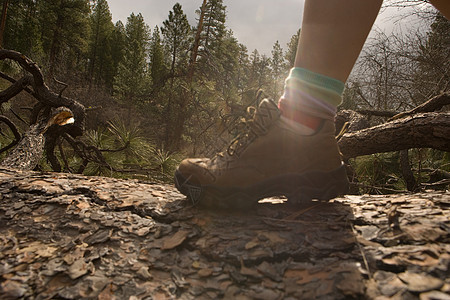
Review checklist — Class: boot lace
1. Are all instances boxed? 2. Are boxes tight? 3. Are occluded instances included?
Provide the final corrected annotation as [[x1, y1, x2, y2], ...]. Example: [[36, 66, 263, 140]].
[[225, 104, 275, 158]]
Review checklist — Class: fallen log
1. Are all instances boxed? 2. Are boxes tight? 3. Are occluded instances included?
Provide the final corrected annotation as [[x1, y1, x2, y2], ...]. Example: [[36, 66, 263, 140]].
[[0, 168, 448, 299], [0, 50, 85, 137], [0, 108, 74, 170], [0, 50, 86, 171], [338, 112, 450, 160]]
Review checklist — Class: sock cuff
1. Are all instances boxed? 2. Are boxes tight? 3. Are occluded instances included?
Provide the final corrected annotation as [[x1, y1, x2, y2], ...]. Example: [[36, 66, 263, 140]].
[[287, 67, 345, 95]]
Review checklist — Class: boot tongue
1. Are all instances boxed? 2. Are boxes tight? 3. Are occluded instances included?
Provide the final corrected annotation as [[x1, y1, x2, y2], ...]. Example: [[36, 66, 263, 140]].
[[226, 99, 280, 157], [252, 99, 281, 131]]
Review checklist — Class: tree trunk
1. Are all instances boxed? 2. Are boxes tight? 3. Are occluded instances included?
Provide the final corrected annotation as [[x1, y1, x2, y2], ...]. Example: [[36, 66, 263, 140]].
[[166, 0, 208, 151], [399, 149, 417, 192], [338, 112, 450, 160], [188, 0, 207, 80]]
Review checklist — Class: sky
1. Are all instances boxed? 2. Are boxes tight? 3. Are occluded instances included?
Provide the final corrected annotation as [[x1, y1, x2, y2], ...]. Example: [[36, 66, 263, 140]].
[[107, 0, 430, 56]]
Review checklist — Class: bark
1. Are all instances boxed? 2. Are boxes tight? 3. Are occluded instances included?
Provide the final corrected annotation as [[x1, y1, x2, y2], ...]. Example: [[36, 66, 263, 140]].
[[1, 108, 74, 170], [335, 110, 370, 135], [356, 109, 397, 118], [0, 168, 448, 299], [338, 112, 450, 160]]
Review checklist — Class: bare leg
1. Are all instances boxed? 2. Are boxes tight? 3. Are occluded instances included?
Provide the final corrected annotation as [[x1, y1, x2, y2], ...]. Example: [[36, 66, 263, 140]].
[[295, 0, 383, 82]]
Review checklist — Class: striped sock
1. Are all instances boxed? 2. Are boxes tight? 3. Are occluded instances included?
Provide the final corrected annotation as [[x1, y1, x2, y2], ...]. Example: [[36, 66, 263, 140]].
[[278, 67, 345, 130]]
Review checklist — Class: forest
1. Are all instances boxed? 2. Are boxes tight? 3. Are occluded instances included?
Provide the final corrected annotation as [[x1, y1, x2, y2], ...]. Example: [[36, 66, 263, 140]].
[[0, 0, 449, 194]]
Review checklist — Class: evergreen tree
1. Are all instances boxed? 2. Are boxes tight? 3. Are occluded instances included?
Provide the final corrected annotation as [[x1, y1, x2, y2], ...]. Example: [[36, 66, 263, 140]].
[[149, 26, 166, 90], [213, 30, 240, 96], [110, 20, 126, 88], [201, 0, 226, 49], [39, 0, 91, 76], [161, 3, 192, 76], [236, 43, 250, 97], [88, 0, 115, 87], [195, 0, 227, 79], [414, 13, 450, 98], [113, 13, 151, 106], [270, 40, 284, 99], [248, 49, 270, 92], [2, 0, 43, 60], [285, 29, 300, 69]]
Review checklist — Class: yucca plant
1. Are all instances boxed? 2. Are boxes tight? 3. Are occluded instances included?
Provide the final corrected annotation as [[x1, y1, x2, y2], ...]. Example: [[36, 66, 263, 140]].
[[151, 147, 182, 182], [107, 119, 154, 166]]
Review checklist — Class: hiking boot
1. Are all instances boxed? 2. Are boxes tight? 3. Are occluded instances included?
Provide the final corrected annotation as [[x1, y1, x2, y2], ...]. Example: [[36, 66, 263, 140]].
[[174, 99, 349, 208]]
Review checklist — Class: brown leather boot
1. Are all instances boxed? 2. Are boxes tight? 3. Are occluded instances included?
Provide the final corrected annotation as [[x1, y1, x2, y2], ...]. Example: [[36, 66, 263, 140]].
[[175, 99, 349, 208]]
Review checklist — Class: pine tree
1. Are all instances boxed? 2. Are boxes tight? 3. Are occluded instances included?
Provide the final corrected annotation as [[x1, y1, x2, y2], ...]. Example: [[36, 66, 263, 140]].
[[201, 0, 226, 49], [2, 0, 43, 60], [414, 13, 450, 98], [285, 29, 300, 70], [248, 49, 270, 92], [213, 30, 240, 96], [236, 44, 250, 97], [149, 26, 166, 90], [113, 13, 151, 107], [195, 0, 227, 79], [88, 0, 115, 87], [38, 0, 91, 76], [270, 40, 284, 99], [110, 20, 126, 88], [161, 3, 192, 76], [160, 4, 192, 149]]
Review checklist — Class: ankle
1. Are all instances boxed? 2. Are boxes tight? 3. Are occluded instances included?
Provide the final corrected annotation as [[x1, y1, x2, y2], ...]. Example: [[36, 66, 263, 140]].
[[278, 100, 322, 131]]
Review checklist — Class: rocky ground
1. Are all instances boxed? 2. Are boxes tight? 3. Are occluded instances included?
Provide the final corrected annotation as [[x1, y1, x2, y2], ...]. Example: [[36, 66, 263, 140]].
[[0, 168, 449, 299]]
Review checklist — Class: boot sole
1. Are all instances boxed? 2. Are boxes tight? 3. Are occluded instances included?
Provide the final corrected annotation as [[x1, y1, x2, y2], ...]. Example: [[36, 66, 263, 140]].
[[174, 164, 349, 209]]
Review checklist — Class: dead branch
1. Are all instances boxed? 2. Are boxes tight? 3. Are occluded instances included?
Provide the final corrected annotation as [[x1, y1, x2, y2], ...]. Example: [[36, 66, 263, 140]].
[[0, 49, 85, 137], [63, 133, 110, 170], [356, 109, 398, 118], [417, 167, 450, 179], [0, 75, 33, 104], [421, 179, 450, 187], [0, 115, 20, 153], [389, 92, 450, 121], [62, 133, 156, 175], [335, 110, 370, 135], [350, 182, 409, 194], [53, 77, 68, 98], [338, 112, 450, 160], [0, 71, 36, 97]]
